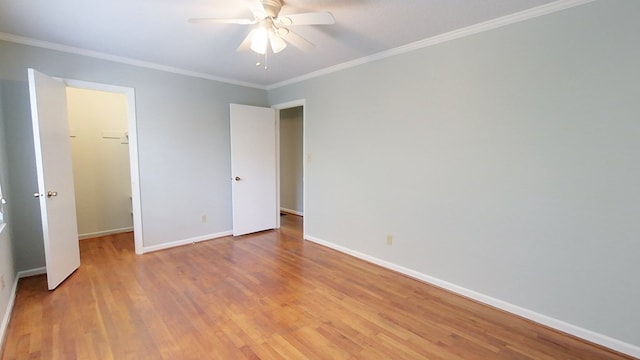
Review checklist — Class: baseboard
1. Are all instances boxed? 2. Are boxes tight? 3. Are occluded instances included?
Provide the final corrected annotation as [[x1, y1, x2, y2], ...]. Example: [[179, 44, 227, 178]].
[[280, 208, 303, 217], [79, 227, 134, 240], [1, 266, 59, 351], [0, 276, 18, 352], [17, 267, 46, 278], [142, 230, 233, 253], [304, 235, 640, 358]]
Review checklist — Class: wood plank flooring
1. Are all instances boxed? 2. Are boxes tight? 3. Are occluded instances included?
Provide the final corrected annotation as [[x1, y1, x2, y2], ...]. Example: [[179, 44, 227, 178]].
[[1, 215, 633, 359]]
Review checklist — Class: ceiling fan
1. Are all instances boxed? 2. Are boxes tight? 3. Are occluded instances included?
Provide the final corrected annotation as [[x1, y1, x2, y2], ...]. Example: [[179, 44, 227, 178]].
[[189, 0, 335, 55]]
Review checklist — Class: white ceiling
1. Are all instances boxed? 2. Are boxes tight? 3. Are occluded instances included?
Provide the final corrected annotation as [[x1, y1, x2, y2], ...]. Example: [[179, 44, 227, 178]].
[[0, 0, 561, 88]]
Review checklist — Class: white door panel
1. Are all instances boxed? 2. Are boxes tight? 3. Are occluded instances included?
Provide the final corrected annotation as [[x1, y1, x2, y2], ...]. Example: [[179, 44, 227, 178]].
[[230, 104, 277, 236], [28, 68, 80, 290]]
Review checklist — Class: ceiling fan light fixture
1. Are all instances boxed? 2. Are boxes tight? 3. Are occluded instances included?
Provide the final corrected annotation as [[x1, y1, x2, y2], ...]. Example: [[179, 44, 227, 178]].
[[189, 0, 330, 58], [269, 31, 287, 53], [250, 28, 269, 54]]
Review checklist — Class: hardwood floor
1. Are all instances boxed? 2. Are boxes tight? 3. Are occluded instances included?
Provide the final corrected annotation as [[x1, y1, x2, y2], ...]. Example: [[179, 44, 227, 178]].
[[1, 215, 633, 359]]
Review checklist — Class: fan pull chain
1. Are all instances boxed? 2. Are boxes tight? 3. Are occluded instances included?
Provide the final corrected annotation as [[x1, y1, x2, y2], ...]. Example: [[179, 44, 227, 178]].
[[255, 53, 268, 70]]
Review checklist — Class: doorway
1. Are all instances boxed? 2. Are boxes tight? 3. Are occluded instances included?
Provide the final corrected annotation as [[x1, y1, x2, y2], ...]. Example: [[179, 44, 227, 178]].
[[66, 87, 133, 241], [273, 100, 305, 230], [62, 79, 143, 254]]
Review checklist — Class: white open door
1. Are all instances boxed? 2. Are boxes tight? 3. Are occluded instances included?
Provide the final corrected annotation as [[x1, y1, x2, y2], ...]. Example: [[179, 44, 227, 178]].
[[28, 68, 80, 290], [230, 104, 277, 236]]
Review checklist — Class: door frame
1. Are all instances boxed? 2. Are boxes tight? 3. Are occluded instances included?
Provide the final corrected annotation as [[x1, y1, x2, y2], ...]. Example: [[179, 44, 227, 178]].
[[62, 78, 144, 254], [271, 99, 305, 230]]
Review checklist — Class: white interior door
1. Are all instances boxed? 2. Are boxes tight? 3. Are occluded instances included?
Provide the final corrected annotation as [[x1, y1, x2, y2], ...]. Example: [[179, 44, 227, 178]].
[[230, 104, 277, 236], [28, 68, 80, 290]]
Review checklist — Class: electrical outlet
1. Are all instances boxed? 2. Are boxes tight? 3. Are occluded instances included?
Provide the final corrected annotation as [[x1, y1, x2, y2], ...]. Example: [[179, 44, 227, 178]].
[[0, 274, 5, 290], [201, 215, 207, 223], [386, 235, 393, 245]]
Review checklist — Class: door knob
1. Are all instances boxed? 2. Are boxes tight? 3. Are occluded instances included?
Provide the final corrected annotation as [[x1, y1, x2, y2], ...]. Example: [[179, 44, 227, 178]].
[[47, 191, 58, 198], [234, 176, 242, 181], [34, 192, 42, 197]]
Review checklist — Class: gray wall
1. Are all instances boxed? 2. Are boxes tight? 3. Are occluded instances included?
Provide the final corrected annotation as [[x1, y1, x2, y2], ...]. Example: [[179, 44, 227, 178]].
[[268, 0, 640, 348], [0, 82, 17, 342], [0, 40, 267, 269], [0, 78, 44, 271], [279, 106, 303, 214]]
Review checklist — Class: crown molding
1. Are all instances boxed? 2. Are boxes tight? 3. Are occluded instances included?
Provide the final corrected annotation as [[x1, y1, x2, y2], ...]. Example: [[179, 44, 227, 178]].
[[266, 0, 595, 90], [0, 0, 594, 91], [0, 32, 266, 90]]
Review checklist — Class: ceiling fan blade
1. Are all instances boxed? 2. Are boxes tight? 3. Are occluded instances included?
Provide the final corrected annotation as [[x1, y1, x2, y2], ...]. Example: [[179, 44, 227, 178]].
[[278, 12, 335, 26], [189, 18, 256, 25], [280, 29, 315, 51], [245, 0, 267, 18], [237, 31, 254, 52]]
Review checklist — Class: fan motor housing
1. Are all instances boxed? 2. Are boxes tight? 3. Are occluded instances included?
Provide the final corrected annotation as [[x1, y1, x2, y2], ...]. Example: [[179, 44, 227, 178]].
[[261, 0, 284, 18]]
